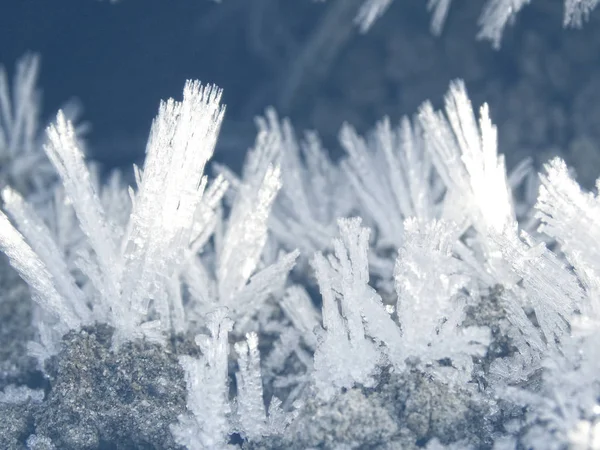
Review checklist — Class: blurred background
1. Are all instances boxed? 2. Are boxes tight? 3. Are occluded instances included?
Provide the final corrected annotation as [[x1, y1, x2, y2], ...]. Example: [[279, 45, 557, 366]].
[[2, 0, 600, 186]]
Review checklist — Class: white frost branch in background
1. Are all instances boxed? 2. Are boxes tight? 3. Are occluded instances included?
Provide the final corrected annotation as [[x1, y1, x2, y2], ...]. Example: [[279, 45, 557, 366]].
[[0, 54, 54, 197], [428, 0, 453, 35], [98, 0, 599, 47], [264, 109, 353, 262], [354, 0, 394, 32], [354, 0, 598, 47], [476, 0, 532, 48], [564, 0, 600, 26], [340, 116, 440, 250]]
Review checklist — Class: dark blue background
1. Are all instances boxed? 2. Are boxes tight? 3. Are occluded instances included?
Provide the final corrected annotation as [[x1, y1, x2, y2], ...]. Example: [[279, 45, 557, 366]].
[[2, 0, 600, 184]]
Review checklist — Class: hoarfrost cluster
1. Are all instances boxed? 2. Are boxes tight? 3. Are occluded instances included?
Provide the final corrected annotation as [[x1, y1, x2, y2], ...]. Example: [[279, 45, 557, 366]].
[[1, 16, 600, 449]]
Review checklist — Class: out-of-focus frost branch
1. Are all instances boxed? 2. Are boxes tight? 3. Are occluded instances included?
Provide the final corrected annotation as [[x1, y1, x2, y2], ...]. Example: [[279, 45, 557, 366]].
[[353, 0, 597, 47], [0, 54, 55, 198]]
